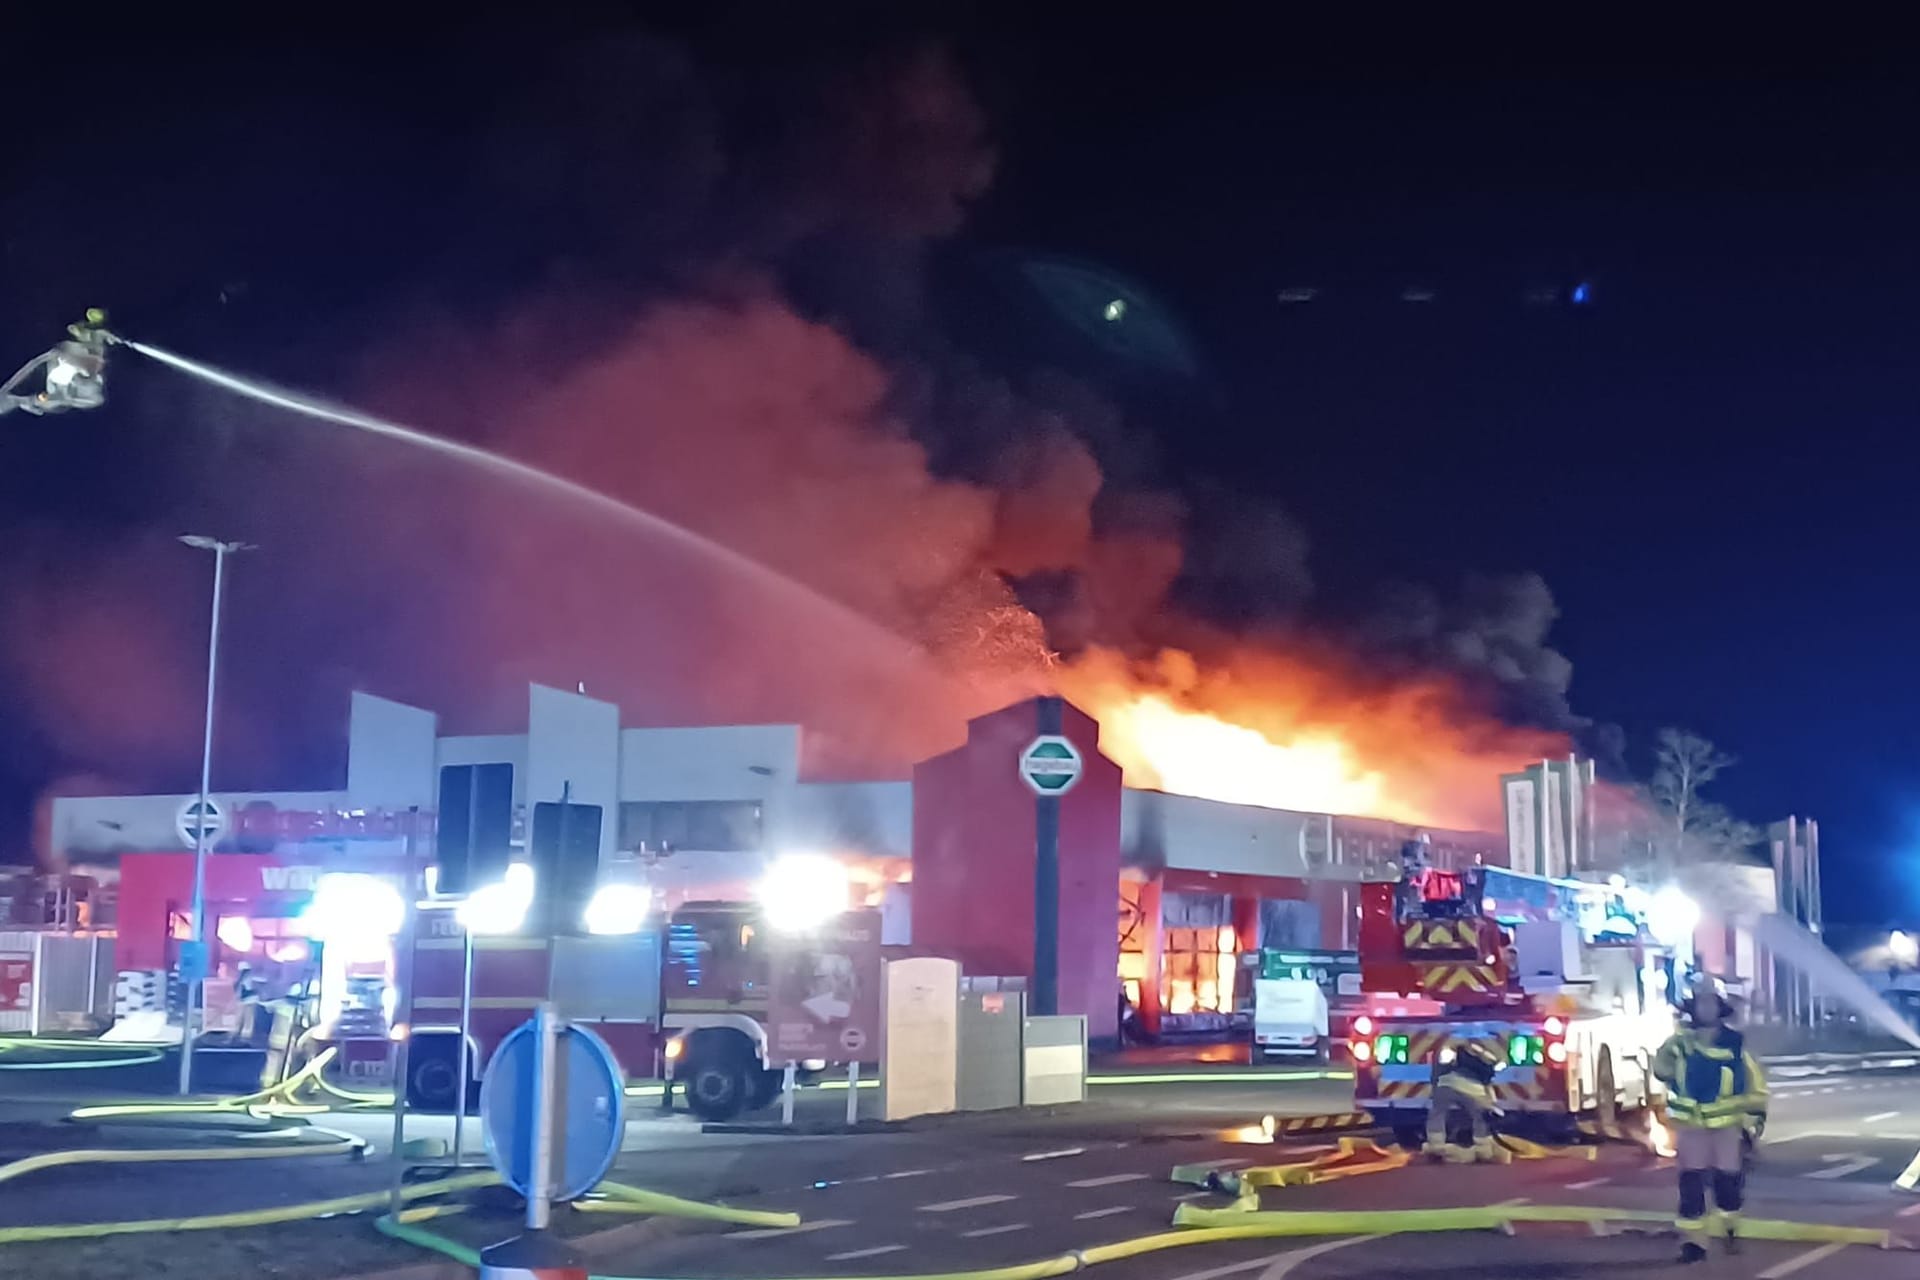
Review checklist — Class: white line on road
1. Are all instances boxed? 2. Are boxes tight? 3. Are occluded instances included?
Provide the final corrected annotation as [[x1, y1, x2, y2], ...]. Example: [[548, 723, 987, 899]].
[[1864, 1111, 1901, 1124], [919, 1194, 1017, 1212], [962, 1223, 1032, 1238], [1067, 1172, 1151, 1188], [1181, 1157, 1253, 1171], [1804, 1156, 1878, 1180], [1564, 1176, 1612, 1190], [885, 1169, 933, 1179], [1160, 1252, 1292, 1280], [1022, 1147, 1087, 1162], [724, 1218, 853, 1240], [1073, 1205, 1135, 1220], [1172, 1191, 1214, 1201], [1255, 1235, 1386, 1280], [826, 1245, 909, 1262], [1756, 1241, 1849, 1278], [1899, 1201, 1920, 1218]]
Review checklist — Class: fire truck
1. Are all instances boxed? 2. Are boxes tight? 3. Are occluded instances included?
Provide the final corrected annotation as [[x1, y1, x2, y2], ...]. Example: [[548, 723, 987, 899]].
[[405, 900, 790, 1121], [1350, 864, 1677, 1141]]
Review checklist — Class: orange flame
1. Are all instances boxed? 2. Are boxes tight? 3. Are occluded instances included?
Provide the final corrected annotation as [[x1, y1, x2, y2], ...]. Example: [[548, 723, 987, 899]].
[[1054, 646, 1567, 831]]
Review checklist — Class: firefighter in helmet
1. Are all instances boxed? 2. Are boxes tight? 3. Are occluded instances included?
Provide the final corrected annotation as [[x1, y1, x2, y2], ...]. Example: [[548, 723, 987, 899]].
[[1424, 1036, 1503, 1162], [1652, 978, 1768, 1263]]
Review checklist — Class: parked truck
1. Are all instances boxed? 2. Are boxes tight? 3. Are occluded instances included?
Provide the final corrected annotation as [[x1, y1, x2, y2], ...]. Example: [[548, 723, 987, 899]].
[[403, 900, 796, 1120]]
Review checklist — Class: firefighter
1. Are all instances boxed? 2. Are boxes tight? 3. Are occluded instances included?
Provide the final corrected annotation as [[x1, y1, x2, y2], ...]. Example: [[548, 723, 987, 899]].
[[1424, 1037, 1502, 1162], [1653, 979, 1768, 1263]]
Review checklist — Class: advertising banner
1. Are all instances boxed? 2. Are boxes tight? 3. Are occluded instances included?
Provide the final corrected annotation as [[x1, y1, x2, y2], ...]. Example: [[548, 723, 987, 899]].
[[767, 909, 883, 1063]]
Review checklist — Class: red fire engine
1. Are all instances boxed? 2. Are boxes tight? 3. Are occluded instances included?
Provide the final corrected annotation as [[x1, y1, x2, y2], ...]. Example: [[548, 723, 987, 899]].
[[1351, 864, 1678, 1141], [404, 900, 796, 1121]]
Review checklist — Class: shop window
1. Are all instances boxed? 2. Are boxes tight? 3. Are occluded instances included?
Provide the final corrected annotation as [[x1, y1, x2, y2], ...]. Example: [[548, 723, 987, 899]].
[[619, 800, 762, 852], [1160, 925, 1239, 1017]]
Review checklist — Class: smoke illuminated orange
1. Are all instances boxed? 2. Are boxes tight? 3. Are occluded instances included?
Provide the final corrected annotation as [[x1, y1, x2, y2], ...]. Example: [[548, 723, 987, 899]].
[[1053, 646, 1567, 831]]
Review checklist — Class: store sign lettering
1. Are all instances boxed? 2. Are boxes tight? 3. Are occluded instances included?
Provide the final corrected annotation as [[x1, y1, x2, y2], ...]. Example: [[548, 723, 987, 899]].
[[260, 866, 323, 892]]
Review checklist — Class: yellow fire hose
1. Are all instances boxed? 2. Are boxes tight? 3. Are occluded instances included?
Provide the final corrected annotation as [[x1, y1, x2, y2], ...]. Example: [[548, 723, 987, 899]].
[[573, 1182, 800, 1228], [0, 1128, 367, 1189], [0, 1171, 499, 1245], [68, 1045, 357, 1121]]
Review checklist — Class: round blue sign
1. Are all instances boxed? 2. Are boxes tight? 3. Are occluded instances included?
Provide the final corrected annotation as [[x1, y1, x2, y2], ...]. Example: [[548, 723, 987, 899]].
[[479, 1017, 626, 1201]]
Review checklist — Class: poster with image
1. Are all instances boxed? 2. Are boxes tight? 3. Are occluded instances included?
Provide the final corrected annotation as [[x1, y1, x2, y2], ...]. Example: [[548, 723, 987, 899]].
[[767, 909, 882, 1062]]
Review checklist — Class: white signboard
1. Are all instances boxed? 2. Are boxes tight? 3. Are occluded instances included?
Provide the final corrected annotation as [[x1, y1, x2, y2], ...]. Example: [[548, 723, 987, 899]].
[[1541, 773, 1566, 878], [1504, 778, 1537, 875]]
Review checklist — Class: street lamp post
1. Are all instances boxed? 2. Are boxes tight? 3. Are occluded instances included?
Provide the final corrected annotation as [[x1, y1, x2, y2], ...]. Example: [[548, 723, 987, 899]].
[[177, 535, 252, 1096]]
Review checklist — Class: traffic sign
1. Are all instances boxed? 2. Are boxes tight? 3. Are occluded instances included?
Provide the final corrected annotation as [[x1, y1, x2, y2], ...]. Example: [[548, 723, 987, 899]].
[[174, 796, 227, 849], [1018, 735, 1084, 796], [480, 1016, 625, 1202]]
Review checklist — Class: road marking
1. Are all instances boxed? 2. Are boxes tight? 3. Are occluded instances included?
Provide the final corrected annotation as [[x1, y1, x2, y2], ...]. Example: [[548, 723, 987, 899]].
[[1804, 1156, 1878, 1179], [1022, 1147, 1086, 1162], [961, 1223, 1031, 1238], [826, 1245, 909, 1262], [1172, 1191, 1214, 1201], [1564, 1176, 1611, 1190], [1865, 1111, 1901, 1124], [1067, 1172, 1151, 1188], [724, 1218, 853, 1240], [1073, 1205, 1135, 1220], [1898, 1201, 1920, 1218], [1256, 1235, 1386, 1280], [1181, 1157, 1252, 1171], [1161, 1253, 1292, 1280], [1756, 1241, 1849, 1278], [884, 1169, 932, 1179], [919, 1194, 1016, 1212]]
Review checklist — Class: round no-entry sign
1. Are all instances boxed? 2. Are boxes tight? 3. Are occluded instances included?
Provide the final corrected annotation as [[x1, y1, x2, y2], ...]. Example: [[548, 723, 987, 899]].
[[1018, 735, 1084, 796]]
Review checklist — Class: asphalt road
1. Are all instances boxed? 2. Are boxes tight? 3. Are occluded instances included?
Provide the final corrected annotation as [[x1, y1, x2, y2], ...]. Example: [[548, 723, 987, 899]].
[[558, 1056, 1920, 1280], [0, 1055, 1914, 1278]]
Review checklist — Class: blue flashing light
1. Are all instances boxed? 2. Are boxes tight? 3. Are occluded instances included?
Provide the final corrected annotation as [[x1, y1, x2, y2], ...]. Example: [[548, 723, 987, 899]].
[[1571, 282, 1592, 305]]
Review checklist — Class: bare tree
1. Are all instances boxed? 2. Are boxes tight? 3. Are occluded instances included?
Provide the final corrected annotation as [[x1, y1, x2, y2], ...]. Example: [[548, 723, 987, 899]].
[[1650, 728, 1734, 840], [1647, 728, 1758, 871]]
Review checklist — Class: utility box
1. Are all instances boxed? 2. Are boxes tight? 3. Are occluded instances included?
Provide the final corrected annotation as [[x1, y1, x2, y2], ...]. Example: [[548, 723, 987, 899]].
[[956, 986, 1024, 1111], [1022, 1014, 1088, 1106]]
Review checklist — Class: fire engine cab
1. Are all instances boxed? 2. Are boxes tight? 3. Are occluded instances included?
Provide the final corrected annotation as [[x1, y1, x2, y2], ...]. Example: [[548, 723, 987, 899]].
[[1351, 863, 1677, 1141]]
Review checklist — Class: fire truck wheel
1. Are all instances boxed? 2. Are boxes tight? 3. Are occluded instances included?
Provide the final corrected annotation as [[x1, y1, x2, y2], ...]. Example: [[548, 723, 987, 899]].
[[681, 1034, 755, 1121], [1594, 1051, 1618, 1128], [406, 1038, 462, 1113]]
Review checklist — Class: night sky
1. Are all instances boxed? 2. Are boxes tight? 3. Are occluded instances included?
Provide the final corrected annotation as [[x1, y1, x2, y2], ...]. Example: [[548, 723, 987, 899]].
[[4, 14, 1917, 921]]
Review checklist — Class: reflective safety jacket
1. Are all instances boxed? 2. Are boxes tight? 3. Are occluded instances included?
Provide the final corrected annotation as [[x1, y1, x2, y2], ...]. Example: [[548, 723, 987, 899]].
[[1435, 1042, 1501, 1103], [1652, 1027, 1768, 1130]]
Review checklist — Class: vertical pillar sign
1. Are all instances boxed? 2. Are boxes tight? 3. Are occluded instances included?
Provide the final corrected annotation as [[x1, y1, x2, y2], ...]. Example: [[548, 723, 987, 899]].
[[1020, 706, 1084, 1018]]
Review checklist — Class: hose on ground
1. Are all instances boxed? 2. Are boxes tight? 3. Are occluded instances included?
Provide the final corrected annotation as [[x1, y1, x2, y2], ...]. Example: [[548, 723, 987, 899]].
[[0, 1127, 367, 1189], [0, 1171, 499, 1245]]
